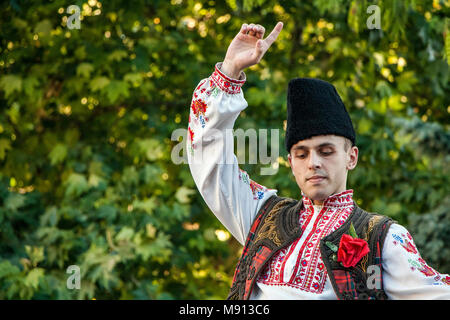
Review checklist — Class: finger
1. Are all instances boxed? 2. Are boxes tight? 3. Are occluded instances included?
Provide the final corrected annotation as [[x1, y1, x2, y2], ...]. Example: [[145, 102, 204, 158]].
[[255, 39, 265, 57], [255, 24, 265, 39], [239, 23, 248, 35], [247, 23, 256, 36], [263, 21, 283, 47]]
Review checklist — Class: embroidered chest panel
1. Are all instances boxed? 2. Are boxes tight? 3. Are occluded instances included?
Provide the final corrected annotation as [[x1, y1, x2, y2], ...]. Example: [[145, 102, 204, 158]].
[[257, 193, 354, 294]]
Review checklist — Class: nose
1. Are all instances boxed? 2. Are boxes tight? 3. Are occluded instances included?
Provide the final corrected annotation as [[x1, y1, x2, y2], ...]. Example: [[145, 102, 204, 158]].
[[308, 151, 322, 169]]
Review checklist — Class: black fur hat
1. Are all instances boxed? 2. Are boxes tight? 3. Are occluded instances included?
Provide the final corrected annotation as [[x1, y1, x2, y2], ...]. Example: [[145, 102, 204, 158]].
[[285, 78, 356, 153]]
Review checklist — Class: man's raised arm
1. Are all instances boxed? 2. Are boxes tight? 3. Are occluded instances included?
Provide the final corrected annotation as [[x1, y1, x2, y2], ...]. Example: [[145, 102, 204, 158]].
[[187, 22, 283, 245]]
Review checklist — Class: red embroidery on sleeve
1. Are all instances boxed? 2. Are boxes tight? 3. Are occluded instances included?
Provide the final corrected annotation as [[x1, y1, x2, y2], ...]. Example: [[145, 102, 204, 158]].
[[188, 126, 194, 142], [211, 63, 245, 95], [191, 98, 208, 128], [400, 236, 418, 254]]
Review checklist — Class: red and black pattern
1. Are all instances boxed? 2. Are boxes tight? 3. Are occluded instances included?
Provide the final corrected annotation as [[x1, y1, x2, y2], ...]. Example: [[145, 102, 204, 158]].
[[244, 245, 272, 298], [332, 269, 358, 298], [231, 211, 266, 284]]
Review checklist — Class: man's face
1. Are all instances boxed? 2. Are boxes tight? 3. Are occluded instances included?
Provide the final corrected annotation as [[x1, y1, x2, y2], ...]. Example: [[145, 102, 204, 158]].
[[287, 135, 358, 205]]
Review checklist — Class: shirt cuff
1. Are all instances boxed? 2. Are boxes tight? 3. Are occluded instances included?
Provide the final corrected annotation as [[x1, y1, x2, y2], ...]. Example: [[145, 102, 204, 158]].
[[211, 62, 246, 95]]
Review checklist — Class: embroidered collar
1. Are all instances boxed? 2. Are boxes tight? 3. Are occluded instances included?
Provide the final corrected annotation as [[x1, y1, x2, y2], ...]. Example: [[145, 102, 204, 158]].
[[301, 189, 354, 209], [258, 189, 356, 294]]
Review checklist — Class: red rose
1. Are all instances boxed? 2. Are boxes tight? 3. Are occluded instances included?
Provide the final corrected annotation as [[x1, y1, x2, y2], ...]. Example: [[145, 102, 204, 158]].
[[337, 234, 370, 268]]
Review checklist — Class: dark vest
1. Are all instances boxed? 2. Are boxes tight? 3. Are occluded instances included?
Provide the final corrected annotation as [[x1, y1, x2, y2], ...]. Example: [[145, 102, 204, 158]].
[[227, 195, 395, 300]]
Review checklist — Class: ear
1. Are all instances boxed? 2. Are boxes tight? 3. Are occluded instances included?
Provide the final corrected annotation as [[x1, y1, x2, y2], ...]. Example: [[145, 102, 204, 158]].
[[346, 146, 358, 170]]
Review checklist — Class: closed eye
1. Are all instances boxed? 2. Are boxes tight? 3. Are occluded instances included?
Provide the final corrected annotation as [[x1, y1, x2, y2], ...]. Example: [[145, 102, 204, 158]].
[[296, 151, 333, 158]]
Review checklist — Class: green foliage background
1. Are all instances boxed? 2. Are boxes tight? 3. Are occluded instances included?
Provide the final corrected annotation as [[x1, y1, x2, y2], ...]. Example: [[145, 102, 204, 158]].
[[0, 0, 448, 299]]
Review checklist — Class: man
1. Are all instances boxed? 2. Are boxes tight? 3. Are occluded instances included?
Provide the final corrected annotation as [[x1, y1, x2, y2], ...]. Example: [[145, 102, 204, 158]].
[[187, 21, 450, 299]]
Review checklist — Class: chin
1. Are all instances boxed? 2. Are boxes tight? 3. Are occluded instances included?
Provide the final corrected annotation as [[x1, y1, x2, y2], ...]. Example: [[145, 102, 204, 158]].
[[301, 188, 329, 202]]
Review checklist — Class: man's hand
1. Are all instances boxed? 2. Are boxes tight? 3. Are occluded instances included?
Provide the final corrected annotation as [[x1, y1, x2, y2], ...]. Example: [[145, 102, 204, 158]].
[[221, 22, 284, 79]]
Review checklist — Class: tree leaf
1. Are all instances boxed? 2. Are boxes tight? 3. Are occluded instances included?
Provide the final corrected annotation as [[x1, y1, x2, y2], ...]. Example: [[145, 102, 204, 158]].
[[0, 138, 12, 160], [132, 197, 157, 214], [5, 193, 26, 211], [24, 268, 45, 289], [34, 19, 52, 36], [90, 76, 110, 91], [137, 139, 164, 161], [49, 143, 68, 165], [115, 227, 134, 242], [0, 75, 22, 97], [0, 260, 20, 278], [108, 50, 128, 62], [124, 73, 143, 87], [105, 80, 129, 103], [175, 186, 196, 204], [23, 76, 39, 97], [76, 63, 94, 78], [64, 173, 89, 197]]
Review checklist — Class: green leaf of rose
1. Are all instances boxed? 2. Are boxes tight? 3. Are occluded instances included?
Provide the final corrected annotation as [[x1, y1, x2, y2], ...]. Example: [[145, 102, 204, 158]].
[[348, 222, 358, 238], [325, 241, 338, 252]]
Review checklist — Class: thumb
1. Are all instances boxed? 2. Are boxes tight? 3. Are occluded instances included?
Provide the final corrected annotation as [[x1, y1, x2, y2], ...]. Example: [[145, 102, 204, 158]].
[[255, 39, 264, 55]]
